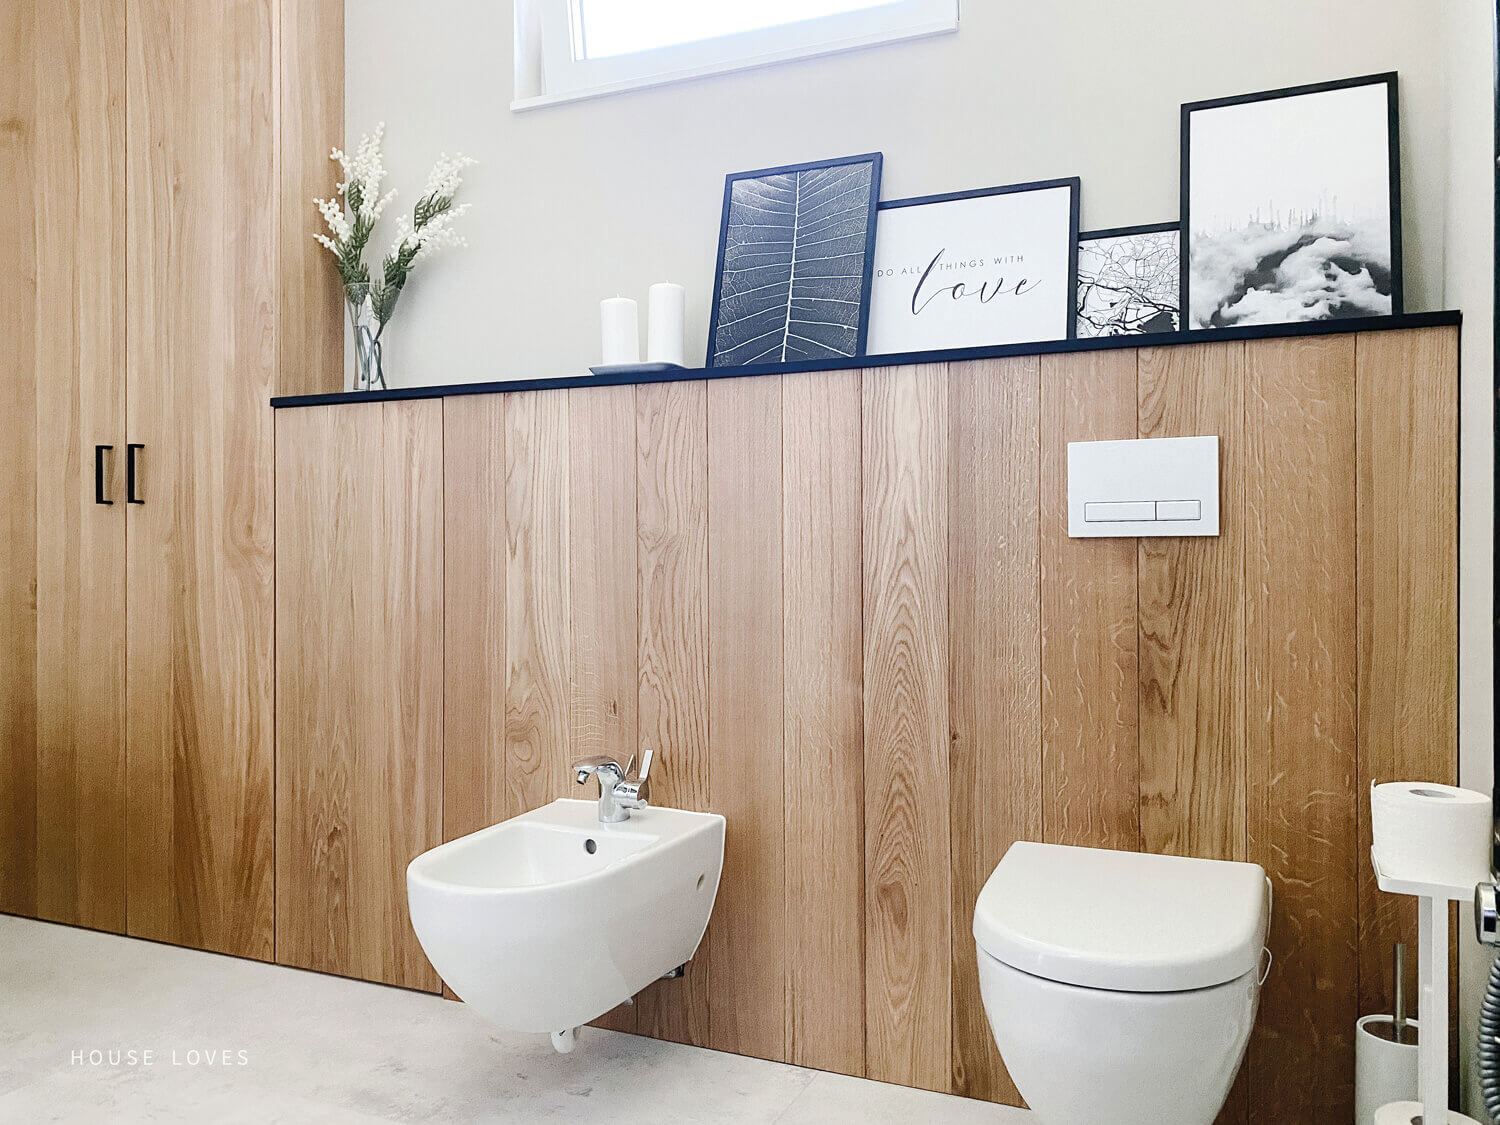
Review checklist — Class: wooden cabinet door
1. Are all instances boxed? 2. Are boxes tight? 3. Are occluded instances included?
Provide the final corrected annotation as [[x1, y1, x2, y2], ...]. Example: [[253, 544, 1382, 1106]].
[[274, 401, 444, 991], [20, 0, 129, 933], [122, 0, 276, 959]]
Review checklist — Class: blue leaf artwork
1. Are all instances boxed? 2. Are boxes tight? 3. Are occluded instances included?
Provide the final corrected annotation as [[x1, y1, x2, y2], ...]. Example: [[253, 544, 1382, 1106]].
[[707, 154, 882, 367]]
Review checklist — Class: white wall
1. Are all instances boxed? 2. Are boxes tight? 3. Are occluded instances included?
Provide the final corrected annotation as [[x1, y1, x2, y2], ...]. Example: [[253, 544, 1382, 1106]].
[[346, 1, 1457, 385], [347, 1, 1497, 1116], [1442, 2, 1497, 1117]]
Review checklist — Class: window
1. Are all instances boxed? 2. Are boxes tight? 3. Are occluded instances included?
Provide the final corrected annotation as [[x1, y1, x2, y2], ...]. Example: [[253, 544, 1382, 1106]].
[[515, 0, 959, 109]]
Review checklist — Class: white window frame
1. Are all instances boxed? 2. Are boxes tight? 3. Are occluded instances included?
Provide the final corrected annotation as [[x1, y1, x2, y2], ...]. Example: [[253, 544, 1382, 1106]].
[[513, 0, 959, 111]]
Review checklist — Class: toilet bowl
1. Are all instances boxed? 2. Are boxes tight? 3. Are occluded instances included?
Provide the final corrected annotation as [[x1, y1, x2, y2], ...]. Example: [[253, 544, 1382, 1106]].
[[974, 842, 1270, 1125]]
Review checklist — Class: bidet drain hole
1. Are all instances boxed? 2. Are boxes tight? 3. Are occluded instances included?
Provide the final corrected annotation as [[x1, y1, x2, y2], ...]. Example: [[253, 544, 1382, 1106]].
[[585, 838, 597, 854], [696, 873, 704, 890]]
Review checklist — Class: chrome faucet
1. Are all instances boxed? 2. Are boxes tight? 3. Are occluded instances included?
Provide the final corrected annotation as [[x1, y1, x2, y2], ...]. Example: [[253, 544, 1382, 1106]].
[[573, 747, 653, 823]]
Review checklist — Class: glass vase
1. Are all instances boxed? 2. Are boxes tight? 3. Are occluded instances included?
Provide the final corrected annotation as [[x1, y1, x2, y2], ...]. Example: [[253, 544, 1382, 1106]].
[[347, 289, 387, 392]]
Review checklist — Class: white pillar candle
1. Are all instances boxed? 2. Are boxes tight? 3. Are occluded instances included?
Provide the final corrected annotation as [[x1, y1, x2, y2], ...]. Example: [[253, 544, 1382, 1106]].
[[600, 297, 640, 366], [646, 282, 686, 367]]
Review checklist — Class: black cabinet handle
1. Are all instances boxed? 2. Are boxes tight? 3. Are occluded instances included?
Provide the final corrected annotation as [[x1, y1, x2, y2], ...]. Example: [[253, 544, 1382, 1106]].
[[126, 443, 144, 504], [94, 445, 113, 505]]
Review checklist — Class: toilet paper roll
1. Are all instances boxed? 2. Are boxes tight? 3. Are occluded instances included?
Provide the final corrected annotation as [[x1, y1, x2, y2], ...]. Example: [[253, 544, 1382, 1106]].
[[1373, 1101, 1483, 1124], [1370, 782, 1491, 889]]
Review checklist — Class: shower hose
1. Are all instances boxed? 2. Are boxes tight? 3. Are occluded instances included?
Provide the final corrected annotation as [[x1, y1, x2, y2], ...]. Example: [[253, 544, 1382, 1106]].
[[1482, 949, 1500, 1119]]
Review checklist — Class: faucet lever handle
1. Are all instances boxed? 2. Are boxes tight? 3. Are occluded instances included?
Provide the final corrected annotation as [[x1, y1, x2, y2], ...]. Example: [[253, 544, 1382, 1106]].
[[638, 745, 654, 783]]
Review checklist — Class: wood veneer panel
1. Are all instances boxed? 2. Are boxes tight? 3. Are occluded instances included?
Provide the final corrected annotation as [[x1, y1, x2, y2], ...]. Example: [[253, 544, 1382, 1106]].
[[442, 395, 508, 840], [0, 0, 38, 917], [862, 364, 951, 1093], [1354, 327, 1459, 1027], [1245, 336, 1358, 1123], [503, 391, 572, 816], [1039, 351, 1139, 851], [124, 0, 277, 959], [277, 0, 343, 398], [1137, 343, 1249, 1125], [569, 385, 640, 1035], [706, 376, 786, 1063], [782, 369, 865, 1076], [1137, 342, 1247, 864], [948, 357, 1041, 1106], [633, 380, 711, 1047], [275, 401, 443, 991], [32, 0, 127, 933]]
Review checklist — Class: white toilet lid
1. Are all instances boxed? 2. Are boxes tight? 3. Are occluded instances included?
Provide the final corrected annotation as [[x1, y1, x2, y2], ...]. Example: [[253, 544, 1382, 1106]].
[[973, 842, 1269, 992]]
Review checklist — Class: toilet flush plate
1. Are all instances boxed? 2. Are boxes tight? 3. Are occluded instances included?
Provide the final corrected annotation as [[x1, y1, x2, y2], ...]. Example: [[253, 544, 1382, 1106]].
[[1068, 435, 1219, 538]]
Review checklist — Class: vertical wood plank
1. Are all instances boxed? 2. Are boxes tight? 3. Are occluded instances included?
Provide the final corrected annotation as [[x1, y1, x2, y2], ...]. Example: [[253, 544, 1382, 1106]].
[[33, 0, 127, 933], [862, 364, 951, 1093], [1137, 342, 1249, 1125], [948, 357, 1041, 1106], [442, 395, 508, 841], [783, 369, 865, 1076], [706, 376, 786, 1063], [1245, 336, 1358, 1124], [504, 390, 572, 815], [1137, 342, 1247, 864], [1040, 351, 1139, 851], [277, 0, 343, 398], [569, 385, 640, 1034], [1354, 328, 1459, 1027], [367, 400, 446, 990], [275, 401, 443, 991], [124, 0, 277, 960], [0, 0, 38, 917], [633, 380, 711, 1047]]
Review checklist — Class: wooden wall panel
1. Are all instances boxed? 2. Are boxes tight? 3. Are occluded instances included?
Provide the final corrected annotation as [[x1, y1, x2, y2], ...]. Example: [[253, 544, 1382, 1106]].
[[706, 376, 787, 1063], [862, 365, 951, 1093], [1354, 328, 1459, 1025], [1137, 342, 1246, 864], [0, 0, 38, 917], [275, 401, 443, 991], [124, 0, 277, 960], [442, 395, 508, 841], [268, 324, 1456, 1118], [277, 0, 343, 399], [782, 370, 865, 1076], [633, 381, 712, 1047], [1040, 351, 1139, 851], [503, 391, 572, 815], [948, 357, 1041, 1106], [1245, 336, 1359, 1123], [568, 385, 640, 1034], [32, 0, 127, 934]]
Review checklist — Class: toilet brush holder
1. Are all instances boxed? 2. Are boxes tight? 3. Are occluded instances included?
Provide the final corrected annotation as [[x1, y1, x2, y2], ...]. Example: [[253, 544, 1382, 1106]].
[[1355, 1014, 1418, 1124]]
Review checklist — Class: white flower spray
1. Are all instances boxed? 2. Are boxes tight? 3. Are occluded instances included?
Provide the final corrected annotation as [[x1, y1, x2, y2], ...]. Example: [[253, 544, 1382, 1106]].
[[312, 124, 476, 388]]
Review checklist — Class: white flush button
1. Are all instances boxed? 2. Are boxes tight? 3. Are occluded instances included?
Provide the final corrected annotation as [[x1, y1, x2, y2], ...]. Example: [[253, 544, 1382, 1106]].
[[1084, 501, 1156, 523], [1155, 500, 1201, 521]]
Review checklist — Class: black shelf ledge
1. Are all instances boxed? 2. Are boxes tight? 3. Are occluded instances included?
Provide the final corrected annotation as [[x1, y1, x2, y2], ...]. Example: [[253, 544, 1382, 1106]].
[[271, 309, 1462, 409]]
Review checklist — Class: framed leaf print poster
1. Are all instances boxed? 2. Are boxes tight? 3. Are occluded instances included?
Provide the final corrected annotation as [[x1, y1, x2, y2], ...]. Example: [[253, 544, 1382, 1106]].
[[866, 178, 1080, 355], [706, 152, 883, 367]]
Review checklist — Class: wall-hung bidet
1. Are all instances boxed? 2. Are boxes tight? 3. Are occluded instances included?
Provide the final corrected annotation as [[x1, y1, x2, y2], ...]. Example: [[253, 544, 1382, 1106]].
[[406, 751, 723, 1054], [974, 842, 1271, 1125]]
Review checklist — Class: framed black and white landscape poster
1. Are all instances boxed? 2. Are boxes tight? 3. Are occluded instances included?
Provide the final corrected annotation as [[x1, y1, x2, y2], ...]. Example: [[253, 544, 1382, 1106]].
[[1183, 73, 1401, 330], [1076, 222, 1181, 337], [866, 178, 1079, 355], [706, 152, 882, 367]]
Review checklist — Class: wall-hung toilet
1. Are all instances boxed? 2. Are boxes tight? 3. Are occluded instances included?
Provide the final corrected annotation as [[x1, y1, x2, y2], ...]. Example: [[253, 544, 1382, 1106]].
[[974, 842, 1271, 1125]]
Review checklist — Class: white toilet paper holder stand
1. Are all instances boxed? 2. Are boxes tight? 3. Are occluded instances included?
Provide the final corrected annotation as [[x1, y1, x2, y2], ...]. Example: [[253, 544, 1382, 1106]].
[[1371, 848, 1482, 1124]]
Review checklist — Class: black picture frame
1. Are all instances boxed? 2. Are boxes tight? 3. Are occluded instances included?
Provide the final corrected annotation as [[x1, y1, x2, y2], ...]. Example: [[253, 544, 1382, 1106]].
[[1181, 72, 1403, 330], [867, 176, 1081, 354], [1076, 220, 1181, 339], [705, 152, 883, 368]]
